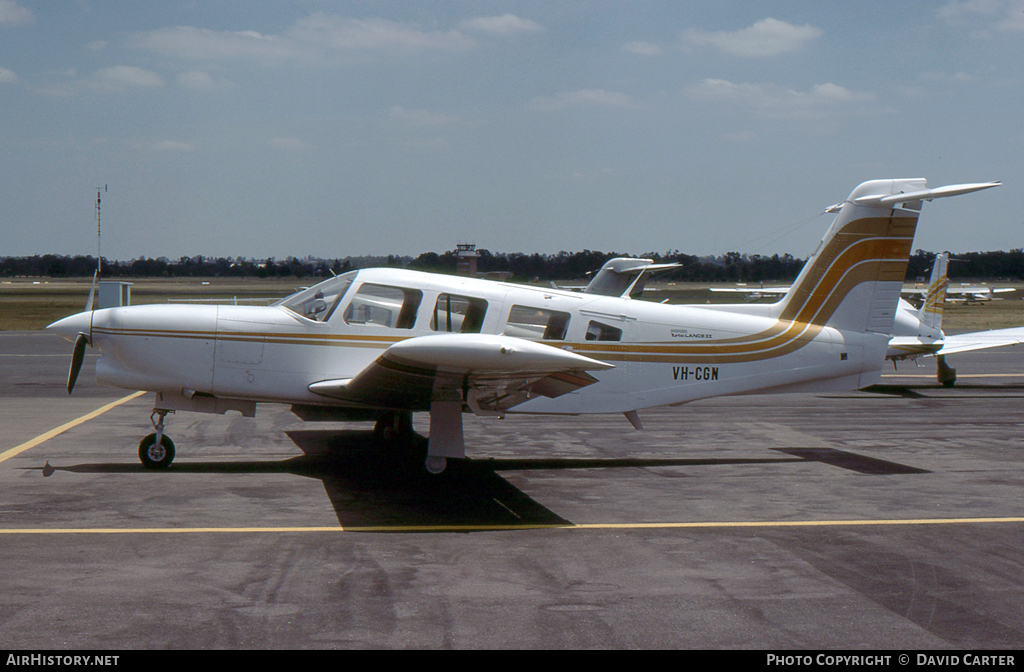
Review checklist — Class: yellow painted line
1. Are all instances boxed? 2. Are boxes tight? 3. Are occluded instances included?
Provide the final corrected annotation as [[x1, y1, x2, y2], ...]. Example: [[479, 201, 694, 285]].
[[0, 391, 147, 465], [0, 517, 1022, 535]]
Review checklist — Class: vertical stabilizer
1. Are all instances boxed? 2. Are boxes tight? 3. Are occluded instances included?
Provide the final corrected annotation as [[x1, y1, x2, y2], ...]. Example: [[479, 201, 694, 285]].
[[917, 252, 948, 331], [774, 179, 998, 335], [775, 179, 923, 333]]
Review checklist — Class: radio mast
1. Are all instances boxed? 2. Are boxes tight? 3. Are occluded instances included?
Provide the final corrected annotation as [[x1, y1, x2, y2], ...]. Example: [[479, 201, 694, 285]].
[[95, 185, 106, 277]]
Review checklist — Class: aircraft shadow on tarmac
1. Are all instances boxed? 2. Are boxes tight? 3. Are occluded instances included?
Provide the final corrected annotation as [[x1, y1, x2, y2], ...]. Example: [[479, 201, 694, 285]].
[[863, 382, 1024, 398], [41, 430, 929, 529]]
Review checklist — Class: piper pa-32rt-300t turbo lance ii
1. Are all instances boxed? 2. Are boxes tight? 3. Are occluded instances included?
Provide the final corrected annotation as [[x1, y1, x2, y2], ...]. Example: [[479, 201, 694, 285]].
[[49, 178, 1000, 473]]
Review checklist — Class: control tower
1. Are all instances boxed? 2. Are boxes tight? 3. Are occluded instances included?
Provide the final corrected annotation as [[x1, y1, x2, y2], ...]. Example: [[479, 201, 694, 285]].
[[456, 243, 478, 276]]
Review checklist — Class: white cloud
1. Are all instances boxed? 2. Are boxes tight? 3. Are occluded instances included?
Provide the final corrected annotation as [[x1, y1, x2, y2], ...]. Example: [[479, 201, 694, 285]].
[[289, 14, 474, 52], [0, 0, 31, 26], [529, 89, 637, 111], [683, 18, 822, 57], [93, 66, 164, 89], [269, 137, 307, 151], [132, 14, 477, 62], [37, 67, 165, 97], [459, 14, 543, 35], [174, 70, 233, 91], [939, 0, 1004, 23], [0, 67, 17, 83], [390, 106, 458, 126], [153, 140, 195, 152], [938, 0, 1024, 31], [686, 78, 875, 120], [131, 26, 300, 61], [623, 41, 663, 56], [87, 40, 108, 52]]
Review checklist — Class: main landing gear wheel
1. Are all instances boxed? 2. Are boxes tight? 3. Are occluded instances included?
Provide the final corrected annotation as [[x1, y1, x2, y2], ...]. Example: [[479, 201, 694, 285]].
[[373, 411, 415, 445], [424, 456, 447, 474], [139, 433, 175, 469], [936, 355, 957, 388]]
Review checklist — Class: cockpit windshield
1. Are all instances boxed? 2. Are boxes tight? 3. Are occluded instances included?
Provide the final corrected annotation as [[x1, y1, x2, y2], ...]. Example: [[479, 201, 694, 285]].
[[276, 271, 357, 322]]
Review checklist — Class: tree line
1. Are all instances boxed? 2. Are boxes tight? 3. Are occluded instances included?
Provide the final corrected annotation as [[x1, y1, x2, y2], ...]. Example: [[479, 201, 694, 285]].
[[2, 249, 1022, 283]]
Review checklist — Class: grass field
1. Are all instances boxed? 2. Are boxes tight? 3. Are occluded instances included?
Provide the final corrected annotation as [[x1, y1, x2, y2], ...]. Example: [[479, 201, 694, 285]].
[[3, 276, 1023, 333]]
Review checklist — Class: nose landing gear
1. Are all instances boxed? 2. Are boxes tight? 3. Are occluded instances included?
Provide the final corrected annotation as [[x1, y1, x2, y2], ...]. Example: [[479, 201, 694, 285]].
[[139, 409, 175, 469]]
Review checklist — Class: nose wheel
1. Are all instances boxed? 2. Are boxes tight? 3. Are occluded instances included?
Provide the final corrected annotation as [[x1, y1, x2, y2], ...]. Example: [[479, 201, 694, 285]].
[[139, 409, 175, 469], [139, 433, 175, 469]]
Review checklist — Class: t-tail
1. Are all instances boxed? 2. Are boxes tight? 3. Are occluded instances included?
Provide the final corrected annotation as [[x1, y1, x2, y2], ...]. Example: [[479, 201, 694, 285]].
[[917, 251, 948, 331], [774, 180, 999, 335]]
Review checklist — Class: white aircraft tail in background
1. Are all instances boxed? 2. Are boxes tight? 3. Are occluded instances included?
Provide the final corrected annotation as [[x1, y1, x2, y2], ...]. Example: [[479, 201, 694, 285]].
[[888, 251, 1024, 385], [916, 251, 948, 331]]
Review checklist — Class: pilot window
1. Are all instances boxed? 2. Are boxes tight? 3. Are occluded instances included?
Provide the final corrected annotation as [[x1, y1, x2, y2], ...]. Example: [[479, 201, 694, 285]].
[[277, 271, 356, 322], [343, 284, 423, 329], [505, 306, 571, 340], [431, 294, 487, 333], [586, 320, 622, 342]]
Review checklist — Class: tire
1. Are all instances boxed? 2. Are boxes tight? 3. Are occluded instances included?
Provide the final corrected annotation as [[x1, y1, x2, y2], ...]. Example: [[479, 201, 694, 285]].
[[373, 411, 414, 445], [139, 433, 175, 469]]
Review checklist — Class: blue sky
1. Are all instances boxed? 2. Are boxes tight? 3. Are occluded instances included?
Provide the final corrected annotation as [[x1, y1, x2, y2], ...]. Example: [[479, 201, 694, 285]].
[[1, 1, 1023, 261]]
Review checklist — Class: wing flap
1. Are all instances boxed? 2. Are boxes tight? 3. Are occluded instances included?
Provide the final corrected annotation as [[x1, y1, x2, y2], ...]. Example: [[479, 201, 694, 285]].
[[309, 334, 613, 412]]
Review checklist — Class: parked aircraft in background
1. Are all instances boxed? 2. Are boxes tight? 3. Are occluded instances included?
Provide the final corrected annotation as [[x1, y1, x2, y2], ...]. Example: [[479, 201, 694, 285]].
[[708, 284, 791, 302], [49, 179, 999, 473], [550, 258, 680, 295], [886, 252, 1024, 385], [903, 282, 1015, 304], [711, 275, 1015, 305]]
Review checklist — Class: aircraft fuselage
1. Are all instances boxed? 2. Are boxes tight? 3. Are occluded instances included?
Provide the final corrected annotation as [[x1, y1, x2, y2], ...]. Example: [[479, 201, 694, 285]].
[[50, 267, 889, 417]]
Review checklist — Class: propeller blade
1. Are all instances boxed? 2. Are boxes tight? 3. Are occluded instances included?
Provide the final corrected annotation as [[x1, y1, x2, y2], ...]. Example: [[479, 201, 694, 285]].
[[85, 270, 97, 312], [67, 333, 89, 395]]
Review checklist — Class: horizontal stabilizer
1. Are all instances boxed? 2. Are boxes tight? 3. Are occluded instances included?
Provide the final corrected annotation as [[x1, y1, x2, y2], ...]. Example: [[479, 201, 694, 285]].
[[936, 327, 1024, 356], [852, 181, 1000, 207]]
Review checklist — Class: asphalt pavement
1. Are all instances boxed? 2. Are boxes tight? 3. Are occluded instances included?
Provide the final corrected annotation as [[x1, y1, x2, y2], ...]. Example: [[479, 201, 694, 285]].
[[1, 330, 1023, 649]]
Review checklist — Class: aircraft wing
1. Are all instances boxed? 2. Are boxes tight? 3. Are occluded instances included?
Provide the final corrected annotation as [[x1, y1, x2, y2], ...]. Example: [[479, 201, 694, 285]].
[[936, 326, 1024, 356], [308, 333, 614, 414]]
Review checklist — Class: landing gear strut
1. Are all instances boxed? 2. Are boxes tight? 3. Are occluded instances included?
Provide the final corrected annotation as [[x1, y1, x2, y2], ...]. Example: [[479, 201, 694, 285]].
[[373, 409, 458, 475], [139, 409, 175, 469], [936, 355, 957, 388]]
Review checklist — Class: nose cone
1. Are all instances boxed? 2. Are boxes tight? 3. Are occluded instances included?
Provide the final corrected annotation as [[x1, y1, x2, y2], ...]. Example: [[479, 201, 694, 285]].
[[46, 311, 92, 343]]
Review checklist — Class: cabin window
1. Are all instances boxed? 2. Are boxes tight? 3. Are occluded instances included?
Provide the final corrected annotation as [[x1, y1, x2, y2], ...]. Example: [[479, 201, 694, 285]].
[[431, 294, 488, 333], [505, 306, 571, 340], [585, 320, 622, 342], [278, 271, 356, 322], [343, 284, 422, 329]]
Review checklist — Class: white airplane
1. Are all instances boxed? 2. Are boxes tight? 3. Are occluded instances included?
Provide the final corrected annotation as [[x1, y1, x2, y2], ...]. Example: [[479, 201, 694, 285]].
[[708, 284, 790, 302], [886, 251, 1024, 385], [48, 178, 999, 473], [712, 274, 1015, 305], [550, 258, 680, 295], [904, 282, 1015, 304]]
